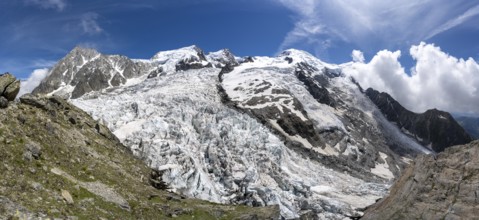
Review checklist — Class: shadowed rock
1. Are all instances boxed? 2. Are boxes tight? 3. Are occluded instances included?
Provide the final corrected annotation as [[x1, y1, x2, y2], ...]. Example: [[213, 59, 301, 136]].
[[362, 140, 479, 220], [365, 88, 472, 152]]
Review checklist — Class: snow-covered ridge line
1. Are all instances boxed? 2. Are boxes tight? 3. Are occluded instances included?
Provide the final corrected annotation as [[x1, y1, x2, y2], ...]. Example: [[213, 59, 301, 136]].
[[33, 45, 241, 99]]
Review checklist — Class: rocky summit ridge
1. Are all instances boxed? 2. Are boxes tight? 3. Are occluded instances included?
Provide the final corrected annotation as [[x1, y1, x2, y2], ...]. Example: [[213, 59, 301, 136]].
[[365, 88, 472, 152], [28, 45, 474, 219]]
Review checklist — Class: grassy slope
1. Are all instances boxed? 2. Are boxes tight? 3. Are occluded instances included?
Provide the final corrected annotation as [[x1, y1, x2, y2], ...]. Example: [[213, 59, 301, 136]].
[[0, 95, 279, 220]]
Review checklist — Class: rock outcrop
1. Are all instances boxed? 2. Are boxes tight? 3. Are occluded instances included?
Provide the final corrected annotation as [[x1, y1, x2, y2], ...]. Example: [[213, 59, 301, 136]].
[[0, 94, 279, 219], [365, 88, 472, 152], [362, 140, 479, 220], [0, 73, 20, 108]]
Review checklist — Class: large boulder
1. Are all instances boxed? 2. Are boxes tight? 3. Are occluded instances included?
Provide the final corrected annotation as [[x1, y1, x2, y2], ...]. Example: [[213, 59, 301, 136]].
[[4, 80, 20, 101], [0, 73, 20, 101], [0, 73, 15, 92]]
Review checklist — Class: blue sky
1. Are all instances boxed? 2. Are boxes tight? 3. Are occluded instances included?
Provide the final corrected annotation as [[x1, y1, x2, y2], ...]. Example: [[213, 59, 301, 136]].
[[1, 0, 479, 83], [2, 0, 479, 79], [0, 0, 295, 78]]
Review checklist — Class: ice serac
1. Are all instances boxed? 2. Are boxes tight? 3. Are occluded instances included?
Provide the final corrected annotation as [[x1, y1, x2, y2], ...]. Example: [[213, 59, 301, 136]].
[[362, 140, 479, 220], [365, 88, 472, 152], [34, 45, 436, 219]]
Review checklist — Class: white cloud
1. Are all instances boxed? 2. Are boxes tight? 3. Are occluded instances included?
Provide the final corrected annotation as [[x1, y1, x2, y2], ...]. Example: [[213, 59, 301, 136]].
[[25, 0, 66, 11], [343, 42, 479, 115], [276, 0, 479, 54], [351, 50, 365, 63], [80, 13, 103, 35], [18, 68, 49, 97]]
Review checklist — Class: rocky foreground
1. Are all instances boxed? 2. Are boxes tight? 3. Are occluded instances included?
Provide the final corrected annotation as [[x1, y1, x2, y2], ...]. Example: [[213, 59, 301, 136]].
[[0, 74, 279, 219], [362, 140, 479, 219]]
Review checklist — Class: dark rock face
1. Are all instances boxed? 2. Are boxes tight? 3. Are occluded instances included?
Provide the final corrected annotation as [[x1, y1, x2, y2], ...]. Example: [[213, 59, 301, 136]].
[[175, 46, 212, 71], [362, 141, 479, 220], [32, 47, 99, 96], [208, 49, 239, 68], [175, 57, 212, 71], [455, 116, 479, 139], [0, 73, 20, 102], [71, 68, 111, 99], [240, 56, 254, 63], [32, 47, 146, 99], [365, 88, 472, 152], [111, 73, 127, 86], [295, 62, 336, 107], [147, 67, 163, 79]]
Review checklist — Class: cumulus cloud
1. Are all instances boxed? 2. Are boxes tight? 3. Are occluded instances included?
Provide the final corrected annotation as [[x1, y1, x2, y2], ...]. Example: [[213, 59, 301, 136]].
[[80, 13, 103, 35], [343, 42, 479, 115], [351, 50, 365, 63], [275, 0, 479, 54], [18, 68, 49, 97], [25, 0, 66, 11]]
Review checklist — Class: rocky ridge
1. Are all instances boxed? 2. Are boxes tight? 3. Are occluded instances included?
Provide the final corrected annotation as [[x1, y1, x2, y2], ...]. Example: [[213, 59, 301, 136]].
[[362, 140, 479, 219], [0, 92, 279, 219], [32, 46, 215, 99], [365, 88, 472, 152]]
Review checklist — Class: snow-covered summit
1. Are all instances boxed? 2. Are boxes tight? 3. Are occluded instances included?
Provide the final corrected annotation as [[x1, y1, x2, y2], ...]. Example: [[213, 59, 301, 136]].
[[150, 45, 210, 72], [206, 49, 239, 67], [279, 48, 340, 70], [151, 45, 204, 61]]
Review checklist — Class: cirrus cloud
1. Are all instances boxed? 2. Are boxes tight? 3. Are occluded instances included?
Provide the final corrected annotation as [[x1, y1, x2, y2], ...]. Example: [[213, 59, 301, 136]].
[[25, 0, 66, 11], [276, 0, 479, 54], [80, 12, 103, 35], [343, 42, 479, 115]]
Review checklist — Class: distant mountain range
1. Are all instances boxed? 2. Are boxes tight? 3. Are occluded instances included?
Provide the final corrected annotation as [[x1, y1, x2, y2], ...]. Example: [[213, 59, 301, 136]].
[[30, 45, 472, 219], [454, 116, 479, 139]]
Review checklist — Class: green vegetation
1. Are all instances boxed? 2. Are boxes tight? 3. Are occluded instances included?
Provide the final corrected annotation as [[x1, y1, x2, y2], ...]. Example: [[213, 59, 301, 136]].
[[0, 95, 279, 220]]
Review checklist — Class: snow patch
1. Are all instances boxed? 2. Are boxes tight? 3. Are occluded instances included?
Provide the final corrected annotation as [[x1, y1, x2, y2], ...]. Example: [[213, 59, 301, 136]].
[[371, 152, 394, 180]]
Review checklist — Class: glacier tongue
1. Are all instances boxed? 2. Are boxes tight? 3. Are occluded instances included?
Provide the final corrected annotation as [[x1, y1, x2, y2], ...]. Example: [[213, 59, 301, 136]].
[[72, 67, 389, 219]]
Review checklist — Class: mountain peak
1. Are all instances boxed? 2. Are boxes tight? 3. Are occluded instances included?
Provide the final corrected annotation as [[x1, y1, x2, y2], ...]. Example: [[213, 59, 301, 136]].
[[69, 46, 100, 58], [279, 48, 336, 69], [150, 45, 204, 61], [206, 48, 238, 67]]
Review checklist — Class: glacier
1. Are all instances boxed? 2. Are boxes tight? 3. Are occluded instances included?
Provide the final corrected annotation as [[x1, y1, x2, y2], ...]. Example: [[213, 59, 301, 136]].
[[73, 68, 388, 219], [34, 45, 430, 219]]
